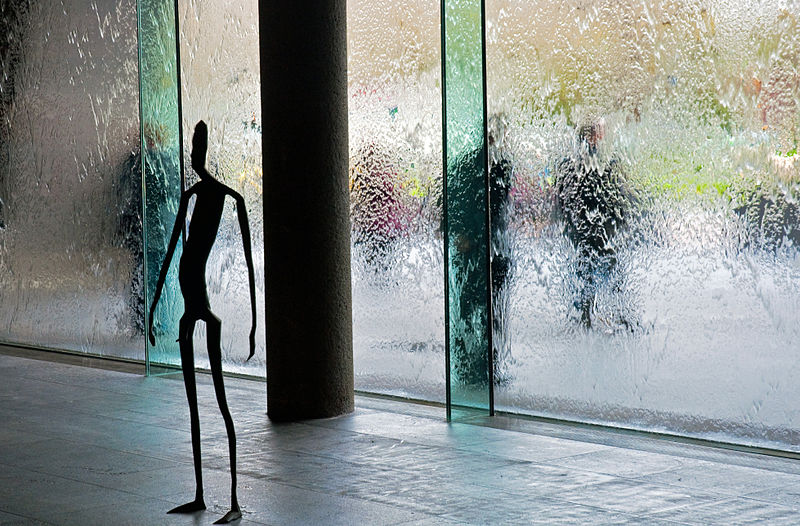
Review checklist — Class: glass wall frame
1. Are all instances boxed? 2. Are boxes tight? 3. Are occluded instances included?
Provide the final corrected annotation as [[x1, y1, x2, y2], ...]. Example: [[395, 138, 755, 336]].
[[441, 0, 494, 417], [138, 0, 184, 372]]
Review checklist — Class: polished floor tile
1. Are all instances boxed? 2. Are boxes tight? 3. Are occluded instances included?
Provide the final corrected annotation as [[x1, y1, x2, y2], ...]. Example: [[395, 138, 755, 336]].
[[1, 347, 799, 525]]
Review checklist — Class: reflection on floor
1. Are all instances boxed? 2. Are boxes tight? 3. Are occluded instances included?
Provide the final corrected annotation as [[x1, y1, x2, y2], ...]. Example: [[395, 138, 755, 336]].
[[1, 346, 800, 525]]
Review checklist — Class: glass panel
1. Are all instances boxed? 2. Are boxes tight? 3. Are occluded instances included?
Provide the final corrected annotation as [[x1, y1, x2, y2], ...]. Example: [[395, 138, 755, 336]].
[[489, 0, 800, 450], [177, 0, 265, 375], [0, 0, 143, 359], [347, 0, 446, 401], [139, 0, 183, 368], [442, 0, 491, 411]]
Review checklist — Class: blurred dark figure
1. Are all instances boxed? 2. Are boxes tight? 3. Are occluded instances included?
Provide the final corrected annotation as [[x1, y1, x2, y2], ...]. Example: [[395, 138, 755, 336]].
[[349, 142, 408, 268], [115, 152, 144, 333], [148, 121, 256, 524], [735, 187, 800, 251], [554, 120, 634, 330], [445, 115, 514, 387], [488, 115, 513, 382]]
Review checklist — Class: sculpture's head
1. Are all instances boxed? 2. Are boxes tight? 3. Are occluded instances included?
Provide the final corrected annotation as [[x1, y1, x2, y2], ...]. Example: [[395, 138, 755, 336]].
[[191, 120, 209, 176]]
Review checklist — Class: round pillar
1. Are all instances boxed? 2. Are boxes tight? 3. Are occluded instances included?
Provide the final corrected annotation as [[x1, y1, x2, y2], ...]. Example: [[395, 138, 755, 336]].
[[259, 0, 354, 421]]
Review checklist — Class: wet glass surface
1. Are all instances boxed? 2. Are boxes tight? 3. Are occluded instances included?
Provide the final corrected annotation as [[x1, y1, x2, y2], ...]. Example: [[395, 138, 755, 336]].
[[0, 0, 143, 359], [442, 0, 491, 410], [487, 0, 800, 450], [177, 0, 265, 375], [347, 0, 446, 401], [140, 0, 183, 368]]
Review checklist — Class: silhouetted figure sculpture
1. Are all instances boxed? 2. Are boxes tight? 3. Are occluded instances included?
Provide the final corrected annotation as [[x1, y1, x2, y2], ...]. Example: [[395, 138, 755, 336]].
[[148, 121, 256, 524], [554, 120, 634, 330]]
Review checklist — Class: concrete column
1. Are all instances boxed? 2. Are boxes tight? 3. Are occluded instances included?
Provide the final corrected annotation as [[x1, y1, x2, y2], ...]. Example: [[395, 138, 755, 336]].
[[259, 0, 354, 421]]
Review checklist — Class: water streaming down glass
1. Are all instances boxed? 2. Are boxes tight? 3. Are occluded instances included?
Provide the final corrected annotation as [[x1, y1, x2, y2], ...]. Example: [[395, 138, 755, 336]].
[[0, 0, 143, 359], [487, 0, 800, 450], [177, 0, 265, 375], [0, 0, 798, 451], [347, 0, 447, 402]]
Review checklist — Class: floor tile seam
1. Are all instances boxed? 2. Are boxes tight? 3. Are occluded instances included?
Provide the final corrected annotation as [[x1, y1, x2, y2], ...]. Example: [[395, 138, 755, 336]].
[[5, 368, 136, 388], [553, 480, 731, 515], [474, 419, 800, 468], [272, 424, 450, 451], [465, 472, 624, 500], [20, 405, 193, 433], [261, 436, 513, 464], [234, 459, 419, 485], [589, 439, 800, 473], [0, 437, 60, 463], [384, 512, 442, 526], [607, 444, 800, 474], [4, 448, 195, 481], [638, 493, 746, 519], [446, 445, 612, 465], [390, 516, 452, 526], [625, 477, 798, 500], [232, 474, 440, 519], [303, 428, 501, 450], [626, 476, 745, 501], [536, 452, 703, 478], [553, 492, 722, 519], [624, 513, 702, 526], [0, 432, 57, 449], [449, 428, 616, 448], [51, 403, 255, 437], [3, 461, 194, 500], [433, 494, 623, 522], [533, 452, 685, 478], [13, 434, 193, 466], [302, 410, 448, 428], [4, 359, 202, 394], [9, 364, 143, 384], [333, 491, 455, 518], [0, 508, 45, 525], [260, 443, 522, 479], [511, 469, 737, 503], [7, 379, 186, 406], [36, 493, 181, 523], [644, 494, 800, 522], [600, 473, 739, 502], [254, 450, 426, 481], [707, 492, 800, 511], [0, 516, 54, 526]]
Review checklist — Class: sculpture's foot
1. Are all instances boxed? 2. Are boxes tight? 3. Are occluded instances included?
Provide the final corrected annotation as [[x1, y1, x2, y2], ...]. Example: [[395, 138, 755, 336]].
[[167, 498, 206, 514], [213, 508, 242, 524]]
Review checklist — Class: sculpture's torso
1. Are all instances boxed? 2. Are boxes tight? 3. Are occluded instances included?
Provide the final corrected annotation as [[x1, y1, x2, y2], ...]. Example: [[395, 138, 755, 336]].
[[179, 178, 226, 314]]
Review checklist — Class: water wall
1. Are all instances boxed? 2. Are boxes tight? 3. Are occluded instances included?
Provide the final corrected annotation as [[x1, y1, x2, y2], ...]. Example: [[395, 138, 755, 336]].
[[0, 0, 143, 359], [347, 0, 446, 401], [2, 0, 798, 452], [487, 0, 800, 450]]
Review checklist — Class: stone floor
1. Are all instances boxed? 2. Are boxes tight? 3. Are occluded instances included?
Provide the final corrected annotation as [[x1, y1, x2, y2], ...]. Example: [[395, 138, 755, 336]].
[[1, 346, 800, 525]]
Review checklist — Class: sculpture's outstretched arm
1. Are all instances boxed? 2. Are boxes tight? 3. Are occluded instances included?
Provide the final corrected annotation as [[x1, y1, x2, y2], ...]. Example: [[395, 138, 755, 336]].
[[234, 192, 257, 360], [148, 189, 192, 346]]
